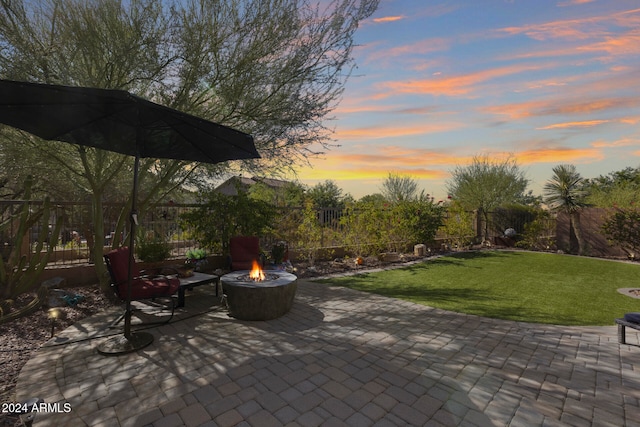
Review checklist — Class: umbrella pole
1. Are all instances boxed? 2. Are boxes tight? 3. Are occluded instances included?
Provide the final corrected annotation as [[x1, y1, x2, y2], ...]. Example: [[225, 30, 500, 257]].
[[98, 155, 154, 355], [123, 155, 138, 339]]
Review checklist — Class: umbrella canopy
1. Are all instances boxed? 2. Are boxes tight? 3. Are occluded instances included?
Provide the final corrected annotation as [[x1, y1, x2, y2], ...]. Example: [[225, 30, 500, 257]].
[[0, 79, 260, 354], [0, 79, 259, 162]]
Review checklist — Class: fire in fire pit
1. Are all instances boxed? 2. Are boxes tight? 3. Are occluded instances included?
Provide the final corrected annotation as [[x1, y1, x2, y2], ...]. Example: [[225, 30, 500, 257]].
[[238, 260, 279, 282], [249, 260, 265, 281], [221, 264, 297, 321]]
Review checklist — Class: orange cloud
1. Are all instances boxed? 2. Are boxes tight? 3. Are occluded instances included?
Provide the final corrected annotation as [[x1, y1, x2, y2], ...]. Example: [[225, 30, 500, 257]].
[[295, 145, 465, 182], [333, 102, 400, 115], [495, 8, 640, 59], [516, 147, 604, 164], [364, 38, 450, 64], [591, 138, 640, 148], [322, 146, 464, 167], [485, 96, 640, 119], [619, 116, 640, 125], [578, 30, 640, 57], [498, 20, 596, 41], [294, 144, 606, 185], [381, 64, 546, 97], [373, 16, 404, 23], [333, 98, 440, 116], [298, 166, 447, 181], [537, 120, 609, 130], [334, 121, 463, 140]]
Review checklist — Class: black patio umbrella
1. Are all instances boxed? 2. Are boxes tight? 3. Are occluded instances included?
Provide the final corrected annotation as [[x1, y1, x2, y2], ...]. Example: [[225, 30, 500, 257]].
[[0, 79, 260, 354]]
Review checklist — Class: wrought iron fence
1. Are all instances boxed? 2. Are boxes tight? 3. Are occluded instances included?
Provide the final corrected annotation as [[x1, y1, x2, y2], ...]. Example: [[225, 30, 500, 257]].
[[0, 200, 199, 265], [1, 199, 557, 265]]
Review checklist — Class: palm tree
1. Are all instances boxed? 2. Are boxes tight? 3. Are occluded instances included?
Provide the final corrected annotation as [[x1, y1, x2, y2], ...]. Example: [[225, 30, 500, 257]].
[[543, 164, 589, 255]]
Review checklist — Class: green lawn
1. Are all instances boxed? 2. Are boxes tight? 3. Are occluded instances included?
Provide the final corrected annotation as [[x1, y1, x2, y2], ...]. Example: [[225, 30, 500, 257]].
[[318, 251, 640, 325]]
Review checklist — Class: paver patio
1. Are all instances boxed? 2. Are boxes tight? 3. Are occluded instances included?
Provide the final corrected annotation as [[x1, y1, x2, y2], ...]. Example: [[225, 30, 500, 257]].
[[14, 278, 640, 426]]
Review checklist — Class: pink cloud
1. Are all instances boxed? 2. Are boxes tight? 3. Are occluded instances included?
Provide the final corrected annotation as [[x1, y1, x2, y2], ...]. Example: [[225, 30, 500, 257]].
[[557, 0, 596, 7]]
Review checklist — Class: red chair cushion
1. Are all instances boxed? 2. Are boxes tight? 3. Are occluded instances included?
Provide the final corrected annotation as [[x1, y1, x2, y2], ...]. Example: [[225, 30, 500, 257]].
[[117, 276, 180, 300], [230, 236, 260, 271], [105, 247, 141, 284], [105, 247, 178, 300]]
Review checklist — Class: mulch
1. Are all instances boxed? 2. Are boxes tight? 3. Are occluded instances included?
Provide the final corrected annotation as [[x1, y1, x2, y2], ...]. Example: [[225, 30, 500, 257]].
[[0, 286, 115, 426]]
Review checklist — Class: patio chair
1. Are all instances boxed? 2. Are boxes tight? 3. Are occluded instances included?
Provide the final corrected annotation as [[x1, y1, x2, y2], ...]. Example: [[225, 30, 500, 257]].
[[229, 236, 264, 271], [104, 247, 180, 325]]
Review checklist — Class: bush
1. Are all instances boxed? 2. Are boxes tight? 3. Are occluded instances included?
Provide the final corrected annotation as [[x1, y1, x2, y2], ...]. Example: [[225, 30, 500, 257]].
[[601, 208, 640, 256], [441, 202, 475, 249], [180, 188, 276, 255], [515, 210, 555, 251], [136, 230, 171, 263], [388, 198, 444, 251], [340, 200, 388, 256], [291, 199, 323, 265]]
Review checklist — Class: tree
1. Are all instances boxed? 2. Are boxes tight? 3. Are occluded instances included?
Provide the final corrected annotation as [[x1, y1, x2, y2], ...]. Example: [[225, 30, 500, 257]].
[[307, 180, 346, 208], [248, 181, 306, 207], [446, 155, 529, 241], [0, 0, 378, 292], [359, 193, 386, 204], [543, 164, 589, 255], [585, 166, 640, 208], [380, 172, 420, 203]]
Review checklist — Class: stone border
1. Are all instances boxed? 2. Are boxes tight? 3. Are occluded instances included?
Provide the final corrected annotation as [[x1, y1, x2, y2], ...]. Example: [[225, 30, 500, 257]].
[[617, 288, 640, 299]]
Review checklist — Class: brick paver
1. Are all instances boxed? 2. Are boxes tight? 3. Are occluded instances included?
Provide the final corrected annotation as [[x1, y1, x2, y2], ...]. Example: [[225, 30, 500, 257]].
[[13, 273, 640, 426]]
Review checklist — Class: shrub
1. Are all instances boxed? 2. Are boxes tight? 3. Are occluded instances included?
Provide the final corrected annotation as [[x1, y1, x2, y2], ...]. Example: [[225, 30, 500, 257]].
[[1, 177, 64, 324], [340, 200, 388, 256], [385, 198, 445, 252], [180, 188, 276, 255], [291, 199, 323, 265], [516, 210, 555, 251], [441, 202, 475, 249], [601, 208, 640, 256], [136, 230, 171, 262], [185, 248, 207, 261]]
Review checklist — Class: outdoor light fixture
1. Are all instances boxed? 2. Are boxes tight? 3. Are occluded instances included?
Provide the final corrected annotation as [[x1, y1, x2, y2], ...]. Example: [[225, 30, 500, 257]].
[[48, 308, 66, 338]]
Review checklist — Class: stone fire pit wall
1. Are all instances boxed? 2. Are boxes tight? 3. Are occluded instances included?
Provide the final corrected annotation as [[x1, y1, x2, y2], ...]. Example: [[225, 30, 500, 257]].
[[221, 271, 297, 321]]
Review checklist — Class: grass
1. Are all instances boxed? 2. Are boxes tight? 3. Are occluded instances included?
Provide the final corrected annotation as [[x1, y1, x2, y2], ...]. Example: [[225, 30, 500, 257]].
[[318, 250, 640, 326]]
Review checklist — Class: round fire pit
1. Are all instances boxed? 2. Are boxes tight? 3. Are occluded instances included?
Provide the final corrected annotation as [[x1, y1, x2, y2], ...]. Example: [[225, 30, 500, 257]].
[[221, 270, 297, 320]]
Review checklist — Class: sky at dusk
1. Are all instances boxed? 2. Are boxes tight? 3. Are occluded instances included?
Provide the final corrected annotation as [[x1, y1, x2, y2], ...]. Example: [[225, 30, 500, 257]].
[[291, 0, 640, 200]]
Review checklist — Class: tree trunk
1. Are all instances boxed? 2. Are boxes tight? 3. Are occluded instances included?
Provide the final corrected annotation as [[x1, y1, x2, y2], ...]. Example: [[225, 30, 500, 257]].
[[570, 211, 584, 255], [91, 194, 110, 294]]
